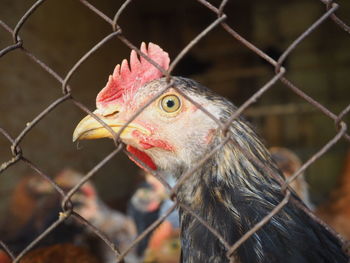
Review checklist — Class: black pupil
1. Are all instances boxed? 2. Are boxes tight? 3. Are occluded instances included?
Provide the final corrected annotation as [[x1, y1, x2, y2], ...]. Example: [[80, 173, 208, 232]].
[[166, 99, 175, 108]]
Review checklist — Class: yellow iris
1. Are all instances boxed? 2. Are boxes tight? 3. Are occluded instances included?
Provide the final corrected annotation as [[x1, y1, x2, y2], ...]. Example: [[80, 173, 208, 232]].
[[160, 94, 181, 113]]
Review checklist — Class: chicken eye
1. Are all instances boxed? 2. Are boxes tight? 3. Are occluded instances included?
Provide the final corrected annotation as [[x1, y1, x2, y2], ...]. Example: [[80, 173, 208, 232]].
[[160, 95, 181, 113]]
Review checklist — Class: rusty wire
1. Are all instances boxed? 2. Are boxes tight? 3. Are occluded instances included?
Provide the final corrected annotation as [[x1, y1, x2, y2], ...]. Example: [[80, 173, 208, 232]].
[[0, 0, 350, 262]]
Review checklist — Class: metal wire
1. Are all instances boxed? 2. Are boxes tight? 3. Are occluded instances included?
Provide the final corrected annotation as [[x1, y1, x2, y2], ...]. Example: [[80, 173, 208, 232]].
[[0, 0, 349, 262]]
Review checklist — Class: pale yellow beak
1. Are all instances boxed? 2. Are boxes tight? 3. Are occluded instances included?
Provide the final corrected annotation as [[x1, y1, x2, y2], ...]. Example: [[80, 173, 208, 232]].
[[72, 113, 150, 142]]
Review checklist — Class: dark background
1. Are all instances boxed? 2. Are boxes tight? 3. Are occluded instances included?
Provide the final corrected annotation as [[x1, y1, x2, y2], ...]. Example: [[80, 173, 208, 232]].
[[0, 0, 349, 214]]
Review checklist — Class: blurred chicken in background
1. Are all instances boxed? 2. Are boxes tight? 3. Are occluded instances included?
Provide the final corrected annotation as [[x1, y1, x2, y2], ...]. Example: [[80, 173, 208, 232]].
[[128, 173, 167, 257], [316, 149, 350, 241], [0, 172, 84, 255], [270, 147, 314, 209], [143, 221, 180, 263], [54, 169, 138, 263], [128, 172, 181, 262], [0, 169, 137, 263], [143, 198, 181, 263]]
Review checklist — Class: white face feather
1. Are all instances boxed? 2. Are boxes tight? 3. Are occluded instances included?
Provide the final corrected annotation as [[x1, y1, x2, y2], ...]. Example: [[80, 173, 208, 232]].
[[120, 79, 223, 172]]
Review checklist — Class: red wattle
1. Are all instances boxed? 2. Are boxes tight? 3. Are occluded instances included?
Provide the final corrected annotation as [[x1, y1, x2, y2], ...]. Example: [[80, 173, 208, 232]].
[[127, 145, 157, 171], [132, 130, 174, 151]]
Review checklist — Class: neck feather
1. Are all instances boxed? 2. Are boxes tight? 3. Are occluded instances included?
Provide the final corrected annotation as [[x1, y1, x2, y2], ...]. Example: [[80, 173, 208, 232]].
[[173, 120, 297, 262]]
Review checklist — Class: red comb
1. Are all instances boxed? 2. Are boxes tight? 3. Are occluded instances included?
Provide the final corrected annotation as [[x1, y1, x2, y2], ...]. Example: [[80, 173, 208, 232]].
[[96, 42, 170, 108]]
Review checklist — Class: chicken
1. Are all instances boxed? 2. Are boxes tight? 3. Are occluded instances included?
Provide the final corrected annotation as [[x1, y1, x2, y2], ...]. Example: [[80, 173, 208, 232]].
[[316, 149, 350, 240], [0, 169, 135, 262], [143, 219, 181, 263], [269, 147, 314, 209], [128, 172, 180, 260], [55, 169, 137, 247], [143, 197, 181, 263], [54, 169, 138, 263], [73, 43, 349, 263], [0, 174, 56, 239], [0, 174, 84, 254], [128, 173, 166, 256]]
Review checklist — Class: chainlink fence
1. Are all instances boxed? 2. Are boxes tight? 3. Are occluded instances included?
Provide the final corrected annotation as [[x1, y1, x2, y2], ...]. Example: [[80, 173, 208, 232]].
[[0, 0, 350, 262]]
